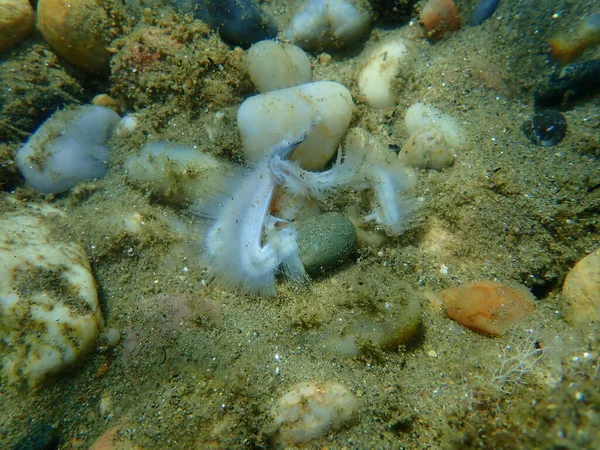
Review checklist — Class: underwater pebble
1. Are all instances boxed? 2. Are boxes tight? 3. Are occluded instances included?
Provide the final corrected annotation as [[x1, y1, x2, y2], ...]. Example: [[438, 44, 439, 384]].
[[562, 248, 600, 326], [13, 423, 60, 450], [285, 0, 372, 51], [92, 93, 121, 114], [189, 0, 276, 49], [438, 281, 534, 336], [549, 13, 600, 63], [16, 105, 120, 194], [420, 0, 461, 41], [246, 40, 311, 93], [398, 125, 455, 170], [295, 212, 357, 276], [320, 293, 422, 357], [0, 0, 34, 53], [37, 0, 118, 74], [124, 141, 227, 205], [237, 81, 354, 170], [468, 0, 500, 26], [534, 60, 600, 107], [357, 39, 413, 109], [522, 110, 567, 147], [271, 381, 357, 447], [98, 328, 121, 351], [0, 204, 103, 388], [404, 102, 465, 149]]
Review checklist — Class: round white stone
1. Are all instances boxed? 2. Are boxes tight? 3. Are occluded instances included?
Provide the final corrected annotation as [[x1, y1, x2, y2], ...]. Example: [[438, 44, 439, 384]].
[[237, 81, 354, 170], [358, 40, 411, 109]]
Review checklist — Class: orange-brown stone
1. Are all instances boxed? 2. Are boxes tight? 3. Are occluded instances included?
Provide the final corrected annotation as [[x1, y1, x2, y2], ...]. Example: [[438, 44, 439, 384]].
[[37, 0, 120, 74], [438, 281, 534, 335]]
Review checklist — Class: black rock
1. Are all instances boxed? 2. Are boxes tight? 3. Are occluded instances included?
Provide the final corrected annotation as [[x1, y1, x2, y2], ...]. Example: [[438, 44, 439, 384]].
[[13, 424, 60, 450], [522, 110, 567, 147], [534, 60, 600, 107], [370, 0, 417, 24], [469, 0, 501, 26], [189, 0, 277, 49]]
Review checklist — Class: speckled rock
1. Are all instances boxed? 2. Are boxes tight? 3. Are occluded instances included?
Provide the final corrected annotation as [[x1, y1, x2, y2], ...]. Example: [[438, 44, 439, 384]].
[[271, 381, 357, 447], [295, 212, 357, 276], [562, 248, 600, 326], [0, 201, 103, 388], [0, 0, 34, 53]]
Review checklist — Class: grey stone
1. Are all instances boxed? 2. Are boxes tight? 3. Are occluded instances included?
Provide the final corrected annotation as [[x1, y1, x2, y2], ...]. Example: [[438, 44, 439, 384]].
[[296, 212, 357, 276]]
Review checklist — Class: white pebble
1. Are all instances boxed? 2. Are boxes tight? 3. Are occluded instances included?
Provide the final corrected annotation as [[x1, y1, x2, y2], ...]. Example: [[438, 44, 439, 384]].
[[271, 381, 357, 447], [404, 102, 465, 149], [398, 125, 455, 170], [246, 40, 311, 93], [285, 0, 372, 51], [237, 81, 354, 170], [358, 39, 412, 109]]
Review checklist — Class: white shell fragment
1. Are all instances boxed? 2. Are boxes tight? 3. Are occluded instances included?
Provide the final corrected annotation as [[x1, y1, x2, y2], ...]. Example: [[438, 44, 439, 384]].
[[0, 203, 103, 388]]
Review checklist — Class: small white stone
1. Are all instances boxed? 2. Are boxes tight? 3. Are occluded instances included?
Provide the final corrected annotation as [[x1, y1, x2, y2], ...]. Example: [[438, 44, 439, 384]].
[[271, 381, 357, 447], [404, 102, 465, 149], [398, 126, 455, 170], [99, 327, 121, 350], [246, 40, 311, 93], [115, 114, 138, 137]]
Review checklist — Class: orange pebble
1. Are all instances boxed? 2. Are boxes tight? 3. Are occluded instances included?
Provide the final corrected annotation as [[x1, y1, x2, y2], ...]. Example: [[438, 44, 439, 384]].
[[549, 14, 600, 63], [94, 361, 111, 379], [421, 0, 461, 41], [438, 281, 534, 336]]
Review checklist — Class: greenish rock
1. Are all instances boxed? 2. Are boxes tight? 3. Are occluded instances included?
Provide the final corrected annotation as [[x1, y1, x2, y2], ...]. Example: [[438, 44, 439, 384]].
[[295, 212, 357, 276]]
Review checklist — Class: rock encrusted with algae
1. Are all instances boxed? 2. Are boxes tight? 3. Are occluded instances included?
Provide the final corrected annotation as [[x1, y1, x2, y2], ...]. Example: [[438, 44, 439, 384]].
[[0, 202, 103, 388]]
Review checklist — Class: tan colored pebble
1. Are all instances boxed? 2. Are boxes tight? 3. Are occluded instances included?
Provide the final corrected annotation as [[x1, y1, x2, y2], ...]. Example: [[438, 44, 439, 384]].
[[92, 94, 121, 114], [272, 381, 357, 447], [398, 125, 455, 170], [318, 52, 332, 66], [438, 281, 534, 336], [37, 0, 119, 74], [562, 248, 600, 326], [0, 0, 34, 53]]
